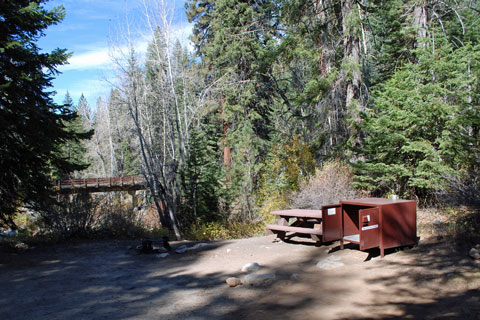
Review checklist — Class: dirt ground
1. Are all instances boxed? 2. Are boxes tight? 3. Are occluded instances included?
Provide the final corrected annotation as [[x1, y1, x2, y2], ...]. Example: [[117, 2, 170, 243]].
[[1, 234, 479, 320]]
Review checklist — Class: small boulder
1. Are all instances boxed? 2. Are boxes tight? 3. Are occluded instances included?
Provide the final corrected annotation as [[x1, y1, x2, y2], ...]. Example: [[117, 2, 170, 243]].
[[226, 277, 242, 287], [14, 242, 28, 253], [469, 248, 480, 260], [241, 262, 260, 273], [290, 273, 298, 281], [243, 273, 276, 286], [175, 245, 188, 254], [188, 243, 208, 251]]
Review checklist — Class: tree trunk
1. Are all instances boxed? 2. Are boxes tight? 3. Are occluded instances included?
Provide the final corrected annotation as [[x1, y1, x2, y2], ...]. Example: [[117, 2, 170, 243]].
[[342, 0, 362, 115], [315, 0, 343, 152], [412, 0, 427, 48], [221, 96, 231, 180]]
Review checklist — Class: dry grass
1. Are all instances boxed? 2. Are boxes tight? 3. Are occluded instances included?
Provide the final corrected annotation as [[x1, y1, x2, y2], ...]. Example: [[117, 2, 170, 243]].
[[290, 160, 364, 209], [417, 206, 480, 244]]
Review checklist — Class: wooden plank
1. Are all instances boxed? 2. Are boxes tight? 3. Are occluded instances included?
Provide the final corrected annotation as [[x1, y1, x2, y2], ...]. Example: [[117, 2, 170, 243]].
[[271, 209, 322, 218], [266, 224, 323, 235]]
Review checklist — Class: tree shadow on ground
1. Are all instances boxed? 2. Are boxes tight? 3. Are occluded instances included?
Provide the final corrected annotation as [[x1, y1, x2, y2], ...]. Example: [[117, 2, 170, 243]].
[[0, 236, 478, 319], [283, 232, 322, 246], [337, 239, 480, 319], [0, 237, 349, 319], [0, 239, 230, 319]]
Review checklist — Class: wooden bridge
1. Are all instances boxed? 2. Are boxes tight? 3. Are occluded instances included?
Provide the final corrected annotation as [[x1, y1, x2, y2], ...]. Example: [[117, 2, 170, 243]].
[[55, 176, 147, 194]]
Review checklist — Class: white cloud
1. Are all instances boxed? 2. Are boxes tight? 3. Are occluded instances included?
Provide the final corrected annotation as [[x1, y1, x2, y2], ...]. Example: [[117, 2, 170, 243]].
[[60, 21, 192, 73], [61, 48, 112, 71], [52, 19, 193, 107]]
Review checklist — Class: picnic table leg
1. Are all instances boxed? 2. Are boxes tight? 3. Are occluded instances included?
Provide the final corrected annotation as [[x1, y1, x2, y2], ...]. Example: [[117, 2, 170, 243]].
[[311, 221, 322, 244], [268, 229, 286, 240], [278, 217, 289, 226], [271, 217, 289, 240], [311, 234, 321, 244]]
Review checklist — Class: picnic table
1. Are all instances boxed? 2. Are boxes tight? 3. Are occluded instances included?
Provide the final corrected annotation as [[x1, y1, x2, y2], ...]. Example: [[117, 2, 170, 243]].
[[266, 199, 417, 258], [266, 209, 323, 244]]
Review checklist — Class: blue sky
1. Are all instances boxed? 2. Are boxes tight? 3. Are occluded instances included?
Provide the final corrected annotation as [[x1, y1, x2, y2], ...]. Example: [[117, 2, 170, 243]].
[[39, 0, 192, 107]]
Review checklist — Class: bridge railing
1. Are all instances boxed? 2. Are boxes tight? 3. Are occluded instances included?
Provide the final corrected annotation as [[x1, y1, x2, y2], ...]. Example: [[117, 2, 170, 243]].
[[55, 176, 146, 190]]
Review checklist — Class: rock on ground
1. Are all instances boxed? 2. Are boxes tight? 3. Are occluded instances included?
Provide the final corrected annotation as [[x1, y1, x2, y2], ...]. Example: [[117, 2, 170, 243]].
[[243, 273, 276, 286], [14, 242, 29, 253], [175, 245, 188, 254], [226, 277, 242, 287], [241, 262, 260, 272], [469, 248, 480, 260], [187, 243, 208, 251]]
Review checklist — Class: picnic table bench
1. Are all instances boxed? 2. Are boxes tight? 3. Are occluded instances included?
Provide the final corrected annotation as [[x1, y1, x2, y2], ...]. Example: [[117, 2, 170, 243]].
[[266, 209, 323, 243]]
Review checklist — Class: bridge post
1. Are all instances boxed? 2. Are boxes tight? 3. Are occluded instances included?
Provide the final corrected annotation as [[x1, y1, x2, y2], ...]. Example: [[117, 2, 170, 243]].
[[128, 190, 138, 209]]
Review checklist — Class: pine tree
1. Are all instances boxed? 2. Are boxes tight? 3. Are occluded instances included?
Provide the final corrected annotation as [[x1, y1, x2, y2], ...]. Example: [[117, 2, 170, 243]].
[[186, 0, 282, 219], [56, 91, 92, 179], [275, 0, 347, 155], [106, 89, 139, 176], [0, 1, 90, 227], [182, 122, 224, 224], [274, 0, 373, 158], [353, 32, 480, 199]]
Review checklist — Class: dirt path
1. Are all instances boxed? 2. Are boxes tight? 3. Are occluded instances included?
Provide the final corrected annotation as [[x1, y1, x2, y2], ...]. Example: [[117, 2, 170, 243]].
[[1, 235, 479, 319]]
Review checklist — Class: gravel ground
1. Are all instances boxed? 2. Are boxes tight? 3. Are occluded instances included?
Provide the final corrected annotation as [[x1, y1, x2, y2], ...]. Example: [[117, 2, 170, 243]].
[[0, 234, 479, 319]]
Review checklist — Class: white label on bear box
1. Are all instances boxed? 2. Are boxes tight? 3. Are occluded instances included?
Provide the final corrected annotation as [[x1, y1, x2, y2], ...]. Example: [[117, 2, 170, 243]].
[[327, 208, 336, 216]]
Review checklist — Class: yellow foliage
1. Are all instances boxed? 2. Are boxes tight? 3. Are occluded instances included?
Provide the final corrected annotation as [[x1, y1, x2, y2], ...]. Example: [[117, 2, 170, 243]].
[[266, 134, 315, 189], [258, 192, 290, 224], [185, 221, 265, 240], [257, 135, 315, 219]]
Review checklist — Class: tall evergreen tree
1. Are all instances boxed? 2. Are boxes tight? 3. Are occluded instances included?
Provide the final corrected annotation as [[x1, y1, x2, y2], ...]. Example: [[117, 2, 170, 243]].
[[186, 0, 282, 219], [353, 32, 480, 199], [0, 1, 89, 227], [56, 91, 91, 179], [275, 0, 372, 158], [106, 89, 139, 177]]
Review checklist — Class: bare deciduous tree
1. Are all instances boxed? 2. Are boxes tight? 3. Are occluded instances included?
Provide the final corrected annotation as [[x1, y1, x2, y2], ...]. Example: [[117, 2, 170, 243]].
[[107, 0, 214, 239]]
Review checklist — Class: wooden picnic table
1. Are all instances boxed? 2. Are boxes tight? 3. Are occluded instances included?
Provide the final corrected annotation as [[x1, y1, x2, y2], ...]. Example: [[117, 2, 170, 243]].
[[266, 209, 323, 243]]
